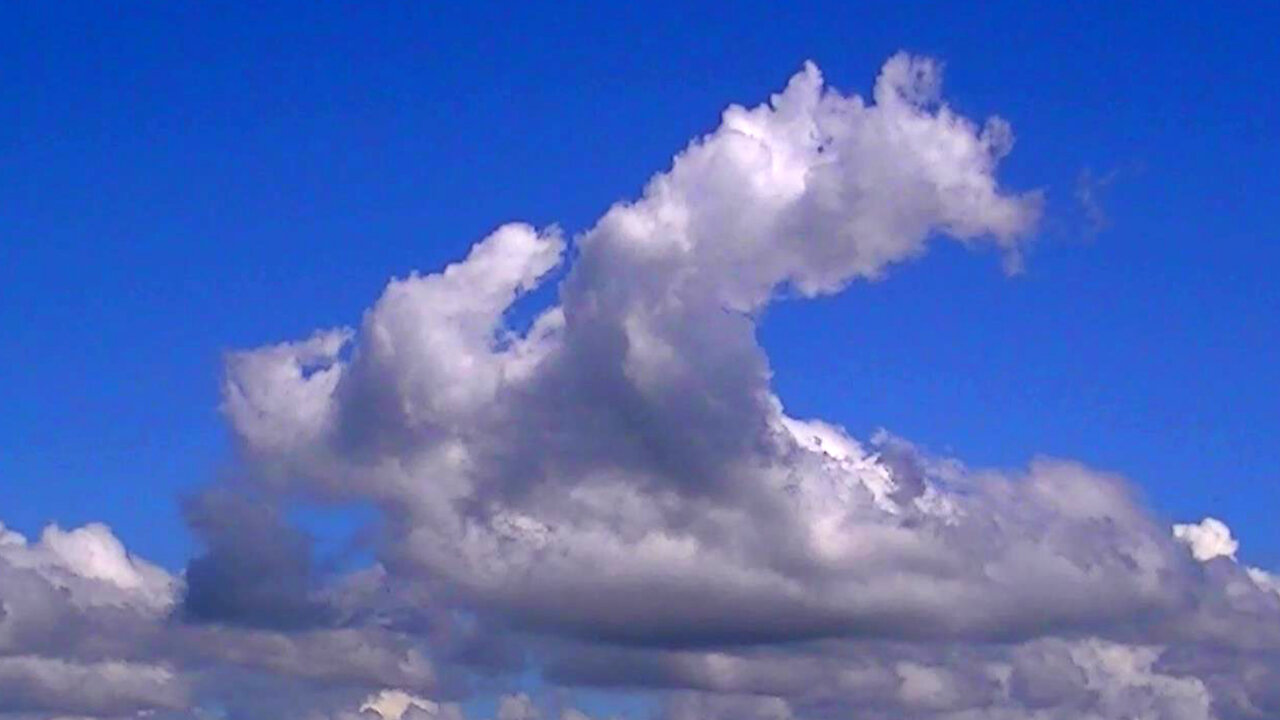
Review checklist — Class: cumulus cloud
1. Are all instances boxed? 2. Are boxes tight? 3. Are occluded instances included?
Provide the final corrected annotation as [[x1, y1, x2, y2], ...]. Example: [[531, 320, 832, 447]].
[[0, 519, 443, 719], [1174, 517, 1239, 562], [0, 523, 186, 717], [2, 55, 1277, 719], [357, 689, 464, 720], [181, 488, 336, 630]]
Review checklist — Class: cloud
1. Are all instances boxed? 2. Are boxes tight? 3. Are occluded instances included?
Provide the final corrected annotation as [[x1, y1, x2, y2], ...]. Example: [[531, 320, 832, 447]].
[[1174, 517, 1239, 562], [1074, 166, 1121, 241], [358, 689, 464, 720], [2, 54, 1277, 719], [496, 693, 540, 720], [0, 656, 187, 718], [0, 519, 442, 719], [181, 488, 336, 630], [0, 523, 187, 716]]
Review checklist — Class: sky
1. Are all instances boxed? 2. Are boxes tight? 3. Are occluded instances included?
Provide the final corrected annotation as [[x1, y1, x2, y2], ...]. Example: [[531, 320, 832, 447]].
[[1, 3, 1279, 719]]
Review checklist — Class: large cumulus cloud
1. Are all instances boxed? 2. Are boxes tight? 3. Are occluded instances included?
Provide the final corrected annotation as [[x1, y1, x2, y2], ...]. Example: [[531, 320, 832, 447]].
[[0, 520, 444, 719], [4, 55, 1277, 719]]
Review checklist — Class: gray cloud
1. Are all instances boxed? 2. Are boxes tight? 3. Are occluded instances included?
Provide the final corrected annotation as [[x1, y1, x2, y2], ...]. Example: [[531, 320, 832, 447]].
[[181, 488, 341, 631]]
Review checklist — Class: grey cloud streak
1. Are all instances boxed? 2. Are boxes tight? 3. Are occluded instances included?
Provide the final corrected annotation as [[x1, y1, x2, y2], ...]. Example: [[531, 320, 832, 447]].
[[4, 55, 1278, 719]]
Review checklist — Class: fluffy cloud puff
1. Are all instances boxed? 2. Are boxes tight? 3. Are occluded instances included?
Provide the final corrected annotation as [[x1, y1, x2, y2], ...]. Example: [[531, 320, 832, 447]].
[[0, 521, 440, 719], [4, 55, 1278, 719]]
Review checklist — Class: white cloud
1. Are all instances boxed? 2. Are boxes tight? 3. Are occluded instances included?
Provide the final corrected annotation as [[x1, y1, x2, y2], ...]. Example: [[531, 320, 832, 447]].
[[200, 54, 1280, 719], [360, 689, 463, 720], [0, 523, 176, 611], [3, 54, 1278, 720], [496, 693, 540, 720], [1174, 517, 1239, 562]]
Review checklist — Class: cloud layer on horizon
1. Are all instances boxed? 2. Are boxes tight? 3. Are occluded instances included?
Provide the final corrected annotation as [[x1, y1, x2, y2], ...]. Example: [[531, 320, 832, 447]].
[[3, 55, 1278, 720]]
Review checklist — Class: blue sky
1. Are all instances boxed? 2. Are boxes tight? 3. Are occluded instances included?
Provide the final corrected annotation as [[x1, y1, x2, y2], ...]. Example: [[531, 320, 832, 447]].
[[5, 1, 1275, 569], [1, 4, 1279, 718]]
